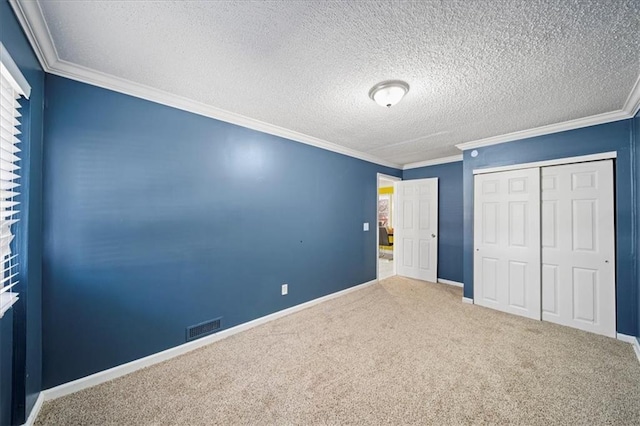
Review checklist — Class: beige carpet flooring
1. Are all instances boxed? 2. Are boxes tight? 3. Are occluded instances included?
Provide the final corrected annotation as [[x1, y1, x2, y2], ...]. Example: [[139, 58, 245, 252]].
[[36, 277, 640, 425]]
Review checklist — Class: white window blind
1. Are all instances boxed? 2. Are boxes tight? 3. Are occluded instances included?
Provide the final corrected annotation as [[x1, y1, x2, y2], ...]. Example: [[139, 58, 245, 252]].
[[0, 43, 30, 319]]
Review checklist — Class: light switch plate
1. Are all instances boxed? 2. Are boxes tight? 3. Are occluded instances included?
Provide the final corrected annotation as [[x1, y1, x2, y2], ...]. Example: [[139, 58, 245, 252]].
[[363, 222, 369, 231]]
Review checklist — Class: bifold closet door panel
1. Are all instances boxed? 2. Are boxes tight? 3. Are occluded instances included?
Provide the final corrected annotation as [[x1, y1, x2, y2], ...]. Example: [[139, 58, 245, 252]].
[[474, 168, 541, 320], [541, 160, 615, 337]]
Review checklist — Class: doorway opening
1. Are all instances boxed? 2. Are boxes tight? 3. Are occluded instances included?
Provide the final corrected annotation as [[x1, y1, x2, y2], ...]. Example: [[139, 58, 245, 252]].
[[377, 174, 400, 280]]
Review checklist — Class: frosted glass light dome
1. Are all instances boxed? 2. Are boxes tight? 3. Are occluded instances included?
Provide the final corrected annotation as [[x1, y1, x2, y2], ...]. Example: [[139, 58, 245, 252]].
[[369, 80, 410, 108]]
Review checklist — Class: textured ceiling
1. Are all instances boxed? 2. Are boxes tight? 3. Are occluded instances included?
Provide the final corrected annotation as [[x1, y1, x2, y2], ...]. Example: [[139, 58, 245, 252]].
[[35, 0, 640, 165]]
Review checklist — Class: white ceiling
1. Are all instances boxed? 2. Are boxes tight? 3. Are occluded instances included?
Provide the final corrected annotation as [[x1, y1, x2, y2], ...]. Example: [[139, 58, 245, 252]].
[[14, 0, 640, 167]]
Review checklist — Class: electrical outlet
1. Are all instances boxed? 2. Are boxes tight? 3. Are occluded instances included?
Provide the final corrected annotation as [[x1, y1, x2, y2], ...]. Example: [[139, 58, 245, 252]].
[[281, 284, 288, 295], [363, 222, 369, 231]]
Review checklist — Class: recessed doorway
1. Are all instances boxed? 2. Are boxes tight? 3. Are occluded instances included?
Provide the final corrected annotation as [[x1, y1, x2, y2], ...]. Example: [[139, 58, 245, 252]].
[[377, 174, 400, 280]]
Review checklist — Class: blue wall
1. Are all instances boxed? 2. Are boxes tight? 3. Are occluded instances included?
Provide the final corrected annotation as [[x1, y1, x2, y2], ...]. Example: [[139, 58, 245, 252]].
[[1, 1, 45, 424], [3, 0, 639, 408], [462, 119, 638, 336], [42, 75, 401, 388], [0, 314, 12, 426], [403, 161, 463, 283], [635, 110, 640, 340]]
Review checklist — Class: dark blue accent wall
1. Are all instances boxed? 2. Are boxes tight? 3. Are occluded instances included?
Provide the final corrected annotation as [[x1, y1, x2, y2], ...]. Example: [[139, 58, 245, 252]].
[[1, 1, 45, 424], [403, 161, 463, 283], [0, 314, 12, 426], [42, 75, 401, 388], [462, 119, 638, 336], [635, 110, 640, 339]]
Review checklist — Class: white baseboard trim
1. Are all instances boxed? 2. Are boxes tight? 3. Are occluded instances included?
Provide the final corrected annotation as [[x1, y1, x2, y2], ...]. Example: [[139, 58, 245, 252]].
[[617, 333, 640, 364], [41, 279, 378, 402], [22, 392, 44, 426], [462, 297, 474, 304], [616, 333, 637, 343], [437, 278, 463, 288]]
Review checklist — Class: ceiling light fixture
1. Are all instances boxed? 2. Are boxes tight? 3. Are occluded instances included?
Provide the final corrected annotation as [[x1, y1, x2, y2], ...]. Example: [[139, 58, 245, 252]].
[[369, 80, 410, 108]]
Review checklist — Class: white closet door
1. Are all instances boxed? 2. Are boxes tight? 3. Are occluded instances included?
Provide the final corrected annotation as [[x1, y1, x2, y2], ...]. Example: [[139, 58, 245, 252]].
[[474, 168, 541, 320], [395, 178, 438, 282], [541, 160, 615, 337]]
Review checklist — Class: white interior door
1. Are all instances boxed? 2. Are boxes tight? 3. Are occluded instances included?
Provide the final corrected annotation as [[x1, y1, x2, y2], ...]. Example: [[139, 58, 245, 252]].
[[541, 160, 615, 337], [474, 168, 541, 320], [395, 178, 438, 282]]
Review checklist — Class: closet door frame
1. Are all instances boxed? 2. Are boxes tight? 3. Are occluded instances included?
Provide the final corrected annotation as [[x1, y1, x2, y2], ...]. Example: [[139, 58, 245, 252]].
[[472, 152, 617, 176], [472, 151, 617, 332]]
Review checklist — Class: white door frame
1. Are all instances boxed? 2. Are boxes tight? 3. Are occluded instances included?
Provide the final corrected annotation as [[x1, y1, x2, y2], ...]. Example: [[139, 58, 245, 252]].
[[471, 151, 618, 332], [377, 173, 401, 280], [473, 151, 617, 175]]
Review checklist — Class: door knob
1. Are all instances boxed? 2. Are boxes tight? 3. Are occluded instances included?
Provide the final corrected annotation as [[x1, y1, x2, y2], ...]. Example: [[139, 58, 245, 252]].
[[431, 234, 436, 238]]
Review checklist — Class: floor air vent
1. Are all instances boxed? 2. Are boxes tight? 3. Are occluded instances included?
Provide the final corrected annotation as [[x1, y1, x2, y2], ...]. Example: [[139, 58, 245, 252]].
[[186, 317, 222, 341]]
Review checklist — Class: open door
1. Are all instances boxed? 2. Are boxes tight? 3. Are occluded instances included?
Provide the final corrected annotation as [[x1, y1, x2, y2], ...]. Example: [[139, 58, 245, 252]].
[[377, 176, 398, 280], [395, 178, 438, 282]]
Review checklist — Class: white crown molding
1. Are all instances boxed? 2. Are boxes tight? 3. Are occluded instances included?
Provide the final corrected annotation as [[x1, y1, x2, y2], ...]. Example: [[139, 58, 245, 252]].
[[623, 74, 640, 117], [10, 0, 640, 168], [403, 155, 463, 170], [8, 0, 57, 69], [455, 73, 639, 151], [456, 109, 631, 151], [51, 58, 402, 169], [9, 0, 401, 170]]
